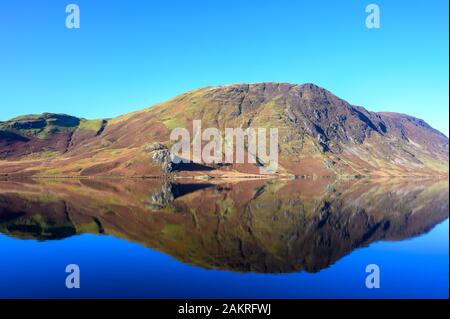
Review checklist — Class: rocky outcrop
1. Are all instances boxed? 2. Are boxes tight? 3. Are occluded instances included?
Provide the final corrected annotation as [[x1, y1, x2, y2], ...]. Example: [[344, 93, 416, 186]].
[[144, 142, 175, 173]]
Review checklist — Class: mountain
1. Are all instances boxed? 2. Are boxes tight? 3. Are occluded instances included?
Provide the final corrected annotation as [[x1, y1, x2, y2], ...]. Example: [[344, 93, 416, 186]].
[[0, 83, 448, 177]]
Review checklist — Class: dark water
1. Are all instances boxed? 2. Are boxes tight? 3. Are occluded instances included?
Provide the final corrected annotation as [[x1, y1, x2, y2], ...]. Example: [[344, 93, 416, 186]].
[[0, 178, 448, 298]]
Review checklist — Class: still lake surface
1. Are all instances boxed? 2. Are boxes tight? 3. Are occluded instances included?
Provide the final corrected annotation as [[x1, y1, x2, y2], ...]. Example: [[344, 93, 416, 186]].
[[0, 178, 448, 298]]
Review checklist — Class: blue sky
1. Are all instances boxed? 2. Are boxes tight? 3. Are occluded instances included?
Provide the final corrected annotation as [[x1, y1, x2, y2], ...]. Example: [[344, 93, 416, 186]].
[[0, 0, 448, 135]]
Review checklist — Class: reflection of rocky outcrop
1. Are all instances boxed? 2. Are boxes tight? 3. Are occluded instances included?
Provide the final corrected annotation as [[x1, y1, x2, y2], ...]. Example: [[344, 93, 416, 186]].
[[0, 178, 448, 273], [149, 182, 177, 209]]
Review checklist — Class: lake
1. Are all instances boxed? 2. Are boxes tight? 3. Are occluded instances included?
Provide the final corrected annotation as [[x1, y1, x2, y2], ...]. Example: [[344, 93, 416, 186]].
[[0, 177, 448, 298]]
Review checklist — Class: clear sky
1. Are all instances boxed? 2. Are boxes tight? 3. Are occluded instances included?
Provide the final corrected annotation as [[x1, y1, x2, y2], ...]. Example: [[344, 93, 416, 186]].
[[0, 0, 448, 135]]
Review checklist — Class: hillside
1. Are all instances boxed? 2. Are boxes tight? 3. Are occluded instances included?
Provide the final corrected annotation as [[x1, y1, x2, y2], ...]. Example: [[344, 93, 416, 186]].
[[0, 83, 448, 177]]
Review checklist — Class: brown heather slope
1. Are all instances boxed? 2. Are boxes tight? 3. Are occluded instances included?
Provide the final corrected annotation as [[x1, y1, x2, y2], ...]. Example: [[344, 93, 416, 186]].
[[0, 83, 448, 177]]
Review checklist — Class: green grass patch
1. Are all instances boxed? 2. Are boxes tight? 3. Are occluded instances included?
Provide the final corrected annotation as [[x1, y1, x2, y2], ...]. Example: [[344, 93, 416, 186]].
[[163, 118, 185, 130], [21, 150, 59, 160], [161, 223, 185, 239], [78, 119, 104, 132], [76, 222, 101, 234]]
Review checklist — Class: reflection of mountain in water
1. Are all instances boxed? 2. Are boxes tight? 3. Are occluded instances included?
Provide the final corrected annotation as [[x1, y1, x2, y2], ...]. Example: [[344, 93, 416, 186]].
[[0, 178, 448, 273]]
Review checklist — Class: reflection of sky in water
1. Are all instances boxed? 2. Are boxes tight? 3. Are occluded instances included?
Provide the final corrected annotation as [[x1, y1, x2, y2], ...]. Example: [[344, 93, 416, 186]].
[[0, 219, 447, 298]]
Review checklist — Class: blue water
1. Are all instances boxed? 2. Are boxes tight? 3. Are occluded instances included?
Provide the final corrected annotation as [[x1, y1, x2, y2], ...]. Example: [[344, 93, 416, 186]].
[[0, 219, 447, 299]]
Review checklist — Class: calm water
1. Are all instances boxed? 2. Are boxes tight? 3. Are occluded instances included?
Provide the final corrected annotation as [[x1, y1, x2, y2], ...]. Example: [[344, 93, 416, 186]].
[[0, 178, 448, 298]]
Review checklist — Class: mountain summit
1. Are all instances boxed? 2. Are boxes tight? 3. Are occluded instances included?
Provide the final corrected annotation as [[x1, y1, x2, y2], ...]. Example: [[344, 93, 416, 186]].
[[0, 83, 448, 177]]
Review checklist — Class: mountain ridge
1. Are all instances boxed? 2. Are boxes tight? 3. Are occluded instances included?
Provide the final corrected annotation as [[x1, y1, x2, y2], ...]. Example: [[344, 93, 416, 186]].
[[0, 82, 448, 177]]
